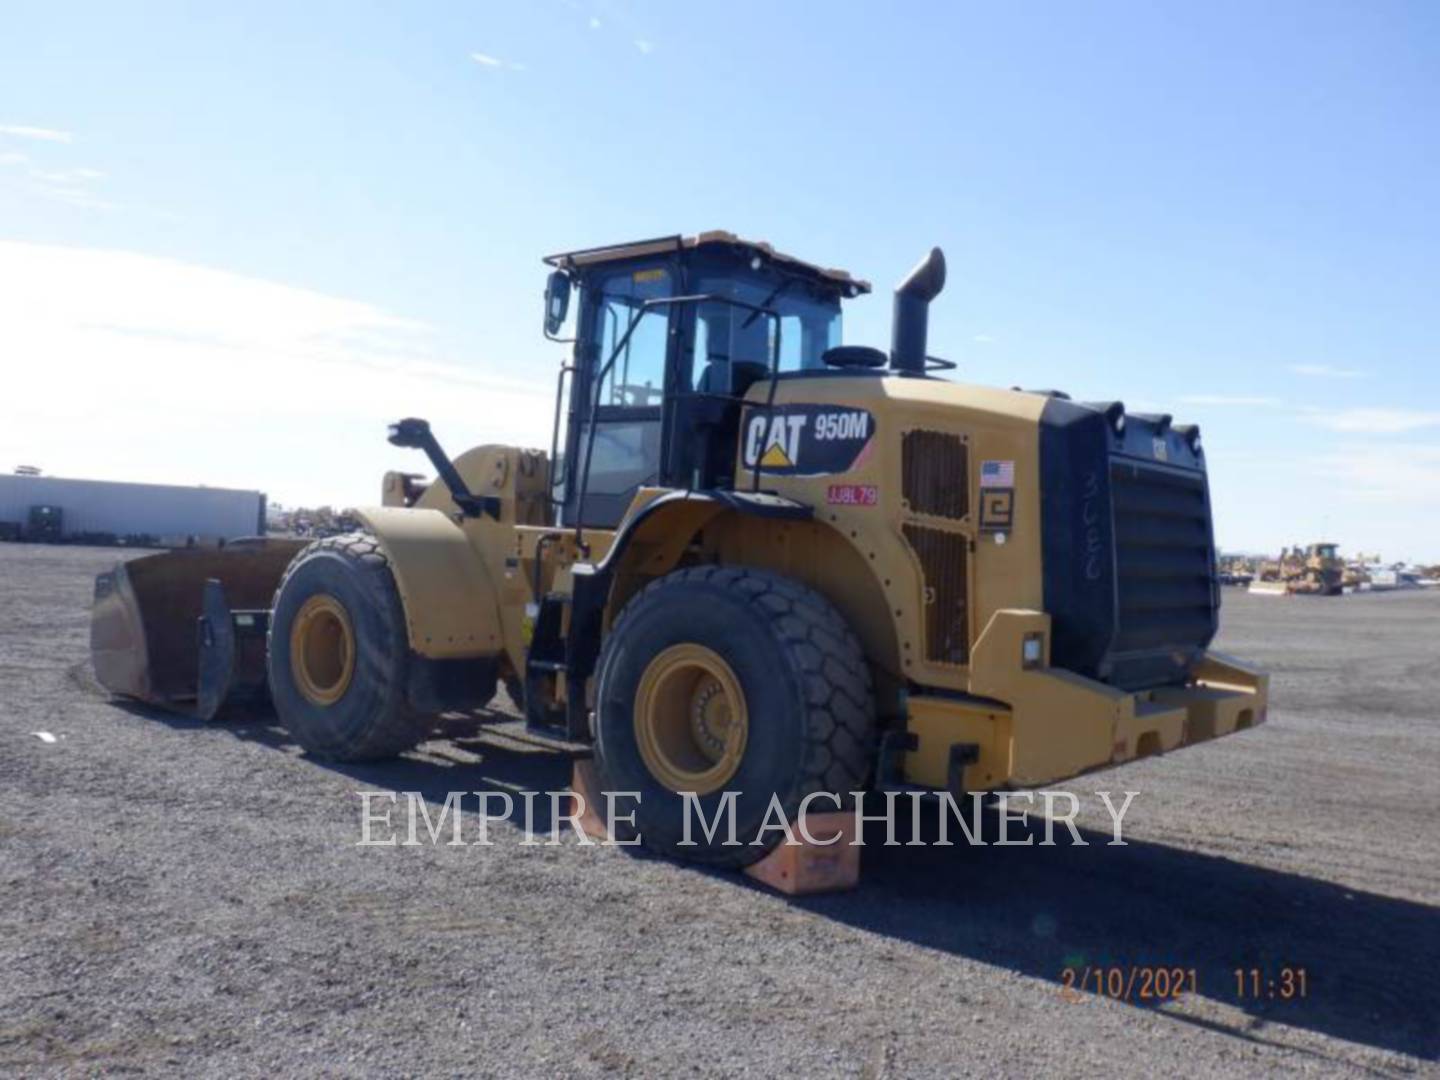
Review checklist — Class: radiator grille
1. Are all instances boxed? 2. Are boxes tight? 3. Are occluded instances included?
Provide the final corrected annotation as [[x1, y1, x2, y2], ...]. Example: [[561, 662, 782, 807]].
[[903, 524, 969, 665], [1110, 460, 1216, 666], [902, 430, 968, 520]]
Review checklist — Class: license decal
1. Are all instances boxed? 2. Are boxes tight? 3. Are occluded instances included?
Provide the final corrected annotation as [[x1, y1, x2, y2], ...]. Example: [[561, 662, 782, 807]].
[[742, 406, 875, 476], [826, 484, 878, 507]]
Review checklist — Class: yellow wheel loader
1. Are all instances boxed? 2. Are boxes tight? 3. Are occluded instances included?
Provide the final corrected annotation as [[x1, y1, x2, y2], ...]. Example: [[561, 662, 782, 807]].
[[91, 231, 1268, 866]]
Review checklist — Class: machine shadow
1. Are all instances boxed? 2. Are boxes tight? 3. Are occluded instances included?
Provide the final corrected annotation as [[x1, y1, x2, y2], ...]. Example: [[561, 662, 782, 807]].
[[323, 718, 579, 833], [112, 697, 1436, 1059], [794, 809, 1439, 1061], [112, 698, 577, 832]]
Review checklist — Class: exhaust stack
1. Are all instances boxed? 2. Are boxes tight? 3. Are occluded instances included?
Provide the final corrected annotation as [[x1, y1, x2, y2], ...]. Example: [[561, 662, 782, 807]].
[[890, 247, 947, 373]]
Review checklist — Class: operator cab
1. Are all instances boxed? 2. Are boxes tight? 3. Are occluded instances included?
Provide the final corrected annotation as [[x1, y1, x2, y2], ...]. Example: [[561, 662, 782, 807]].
[[542, 232, 871, 529]]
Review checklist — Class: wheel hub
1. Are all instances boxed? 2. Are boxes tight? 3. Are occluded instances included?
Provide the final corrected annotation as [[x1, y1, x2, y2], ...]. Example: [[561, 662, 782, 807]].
[[691, 680, 733, 756], [290, 593, 355, 707], [634, 643, 749, 795]]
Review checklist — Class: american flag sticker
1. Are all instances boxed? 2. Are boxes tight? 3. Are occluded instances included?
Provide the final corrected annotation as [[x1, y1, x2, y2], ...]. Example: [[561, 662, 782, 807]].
[[980, 460, 1015, 488]]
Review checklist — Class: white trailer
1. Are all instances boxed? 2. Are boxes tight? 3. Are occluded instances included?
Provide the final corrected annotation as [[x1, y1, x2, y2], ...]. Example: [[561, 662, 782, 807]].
[[0, 474, 265, 544]]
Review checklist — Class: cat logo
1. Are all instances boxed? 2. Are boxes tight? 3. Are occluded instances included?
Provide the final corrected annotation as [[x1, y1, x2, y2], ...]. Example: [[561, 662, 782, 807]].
[[749, 414, 808, 470], [742, 405, 874, 477], [760, 442, 793, 468]]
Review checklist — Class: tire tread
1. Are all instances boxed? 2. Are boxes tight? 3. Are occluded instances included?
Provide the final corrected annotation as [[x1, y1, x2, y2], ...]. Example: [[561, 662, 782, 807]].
[[267, 532, 426, 761], [597, 565, 875, 867]]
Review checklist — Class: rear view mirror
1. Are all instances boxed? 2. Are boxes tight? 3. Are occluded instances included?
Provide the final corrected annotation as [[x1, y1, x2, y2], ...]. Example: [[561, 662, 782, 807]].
[[543, 270, 571, 336]]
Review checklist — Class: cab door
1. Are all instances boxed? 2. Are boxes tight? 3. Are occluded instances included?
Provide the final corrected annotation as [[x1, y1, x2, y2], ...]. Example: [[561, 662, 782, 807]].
[[564, 264, 676, 529]]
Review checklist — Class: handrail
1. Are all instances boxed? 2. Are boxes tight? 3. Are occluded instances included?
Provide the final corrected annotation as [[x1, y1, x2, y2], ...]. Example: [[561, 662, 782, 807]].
[[547, 362, 574, 516]]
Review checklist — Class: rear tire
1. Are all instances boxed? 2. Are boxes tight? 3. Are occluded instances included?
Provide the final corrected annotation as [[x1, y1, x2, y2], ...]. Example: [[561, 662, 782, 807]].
[[267, 533, 428, 761], [592, 566, 875, 868]]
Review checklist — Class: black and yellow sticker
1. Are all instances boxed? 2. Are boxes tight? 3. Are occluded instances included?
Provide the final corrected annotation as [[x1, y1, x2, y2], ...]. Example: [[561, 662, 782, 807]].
[[979, 488, 1014, 532], [741, 405, 875, 477]]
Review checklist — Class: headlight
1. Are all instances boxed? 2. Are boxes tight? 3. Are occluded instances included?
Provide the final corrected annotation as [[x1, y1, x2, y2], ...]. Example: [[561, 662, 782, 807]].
[[1022, 633, 1044, 669]]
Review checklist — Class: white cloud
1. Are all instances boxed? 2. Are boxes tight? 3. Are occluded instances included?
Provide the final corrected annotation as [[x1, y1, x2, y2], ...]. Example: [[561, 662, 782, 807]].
[[32, 186, 115, 211], [29, 167, 106, 185], [1179, 394, 1283, 407], [1306, 408, 1440, 434], [0, 243, 554, 507], [589, 16, 602, 29], [1289, 363, 1366, 379], [0, 124, 73, 143], [4, 161, 114, 210], [0, 130, 112, 208], [634, 39, 654, 54], [971, 333, 994, 344], [1313, 444, 1440, 505], [470, 51, 525, 71]]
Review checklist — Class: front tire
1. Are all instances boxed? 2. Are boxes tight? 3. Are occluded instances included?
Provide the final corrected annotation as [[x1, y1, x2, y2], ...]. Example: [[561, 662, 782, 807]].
[[592, 566, 875, 868], [267, 533, 427, 760]]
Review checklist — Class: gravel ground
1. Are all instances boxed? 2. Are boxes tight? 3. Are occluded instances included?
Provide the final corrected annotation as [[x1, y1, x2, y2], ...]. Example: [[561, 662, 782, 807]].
[[2, 543, 1437, 1077]]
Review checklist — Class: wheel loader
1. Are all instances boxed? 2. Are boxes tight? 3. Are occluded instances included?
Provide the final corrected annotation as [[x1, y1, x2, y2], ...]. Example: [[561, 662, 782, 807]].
[[91, 231, 1268, 865]]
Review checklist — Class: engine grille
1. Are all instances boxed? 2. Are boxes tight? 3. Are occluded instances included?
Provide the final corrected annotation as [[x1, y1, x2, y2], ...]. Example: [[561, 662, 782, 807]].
[[903, 524, 969, 665], [902, 430, 968, 520], [1040, 398, 1219, 691], [1109, 459, 1217, 684]]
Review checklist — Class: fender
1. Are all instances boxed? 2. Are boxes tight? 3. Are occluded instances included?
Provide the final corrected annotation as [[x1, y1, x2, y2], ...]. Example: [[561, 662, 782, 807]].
[[567, 489, 813, 684], [597, 488, 811, 578], [352, 505, 503, 659]]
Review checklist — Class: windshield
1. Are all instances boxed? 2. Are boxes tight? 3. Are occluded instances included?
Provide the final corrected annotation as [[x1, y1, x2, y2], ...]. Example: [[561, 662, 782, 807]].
[[688, 275, 841, 393]]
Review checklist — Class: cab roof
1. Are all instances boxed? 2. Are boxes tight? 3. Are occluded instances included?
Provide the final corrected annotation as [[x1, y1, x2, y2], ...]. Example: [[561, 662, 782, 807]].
[[543, 230, 871, 296]]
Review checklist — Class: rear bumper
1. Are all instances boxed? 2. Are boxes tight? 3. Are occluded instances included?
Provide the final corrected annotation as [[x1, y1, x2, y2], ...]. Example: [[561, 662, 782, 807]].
[[902, 610, 1269, 791]]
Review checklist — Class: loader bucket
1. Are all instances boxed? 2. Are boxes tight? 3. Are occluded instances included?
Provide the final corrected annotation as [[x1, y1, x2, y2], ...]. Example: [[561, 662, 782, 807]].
[[91, 539, 307, 717]]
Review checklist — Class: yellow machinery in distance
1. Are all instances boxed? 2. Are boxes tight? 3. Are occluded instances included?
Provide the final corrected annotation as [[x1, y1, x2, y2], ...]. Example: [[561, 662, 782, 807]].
[[1251, 543, 1344, 596], [92, 231, 1268, 866]]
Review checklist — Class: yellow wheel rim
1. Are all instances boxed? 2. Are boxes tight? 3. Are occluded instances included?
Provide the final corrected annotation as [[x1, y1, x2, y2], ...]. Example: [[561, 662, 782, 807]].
[[290, 593, 356, 706], [633, 643, 749, 796]]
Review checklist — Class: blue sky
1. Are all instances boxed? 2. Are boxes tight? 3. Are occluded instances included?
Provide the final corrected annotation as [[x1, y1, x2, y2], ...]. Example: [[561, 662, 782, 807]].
[[2, 1, 1436, 559]]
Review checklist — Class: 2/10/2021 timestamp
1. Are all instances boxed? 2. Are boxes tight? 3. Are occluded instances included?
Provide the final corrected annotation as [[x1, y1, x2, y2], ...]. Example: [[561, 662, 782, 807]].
[[1060, 966, 1199, 1003], [1060, 966, 1310, 1003]]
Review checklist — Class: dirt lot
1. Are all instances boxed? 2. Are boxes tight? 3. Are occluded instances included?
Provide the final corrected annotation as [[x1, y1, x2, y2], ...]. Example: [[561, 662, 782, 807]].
[[2, 543, 1437, 1077]]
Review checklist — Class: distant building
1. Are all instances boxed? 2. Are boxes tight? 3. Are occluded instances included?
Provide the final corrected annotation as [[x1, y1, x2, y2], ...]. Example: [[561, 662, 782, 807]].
[[0, 474, 266, 544]]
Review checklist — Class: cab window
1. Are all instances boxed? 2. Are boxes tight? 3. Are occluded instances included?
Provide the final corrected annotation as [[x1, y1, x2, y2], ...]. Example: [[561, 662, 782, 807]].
[[687, 276, 841, 394], [596, 268, 671, 408]]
